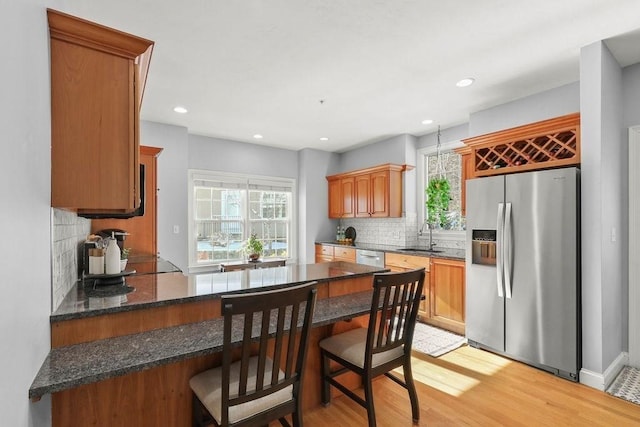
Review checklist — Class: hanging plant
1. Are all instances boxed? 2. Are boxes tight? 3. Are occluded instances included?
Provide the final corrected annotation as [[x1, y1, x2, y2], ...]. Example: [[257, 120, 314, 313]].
[[426, 177, 450, 227]]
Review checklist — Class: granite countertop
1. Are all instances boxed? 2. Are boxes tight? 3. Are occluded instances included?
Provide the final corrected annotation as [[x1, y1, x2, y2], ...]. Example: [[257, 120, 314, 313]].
[[52, 261, 387, 322], [29, 289, 375, 399], [125, 255, 182, 275], [316, 241, 465, 261]]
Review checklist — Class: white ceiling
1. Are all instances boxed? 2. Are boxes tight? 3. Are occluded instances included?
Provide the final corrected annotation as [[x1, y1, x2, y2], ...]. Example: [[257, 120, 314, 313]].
[[63, 1, 640, 153]]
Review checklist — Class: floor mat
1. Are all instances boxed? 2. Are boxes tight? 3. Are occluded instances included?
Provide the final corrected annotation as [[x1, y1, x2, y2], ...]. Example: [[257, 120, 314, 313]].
[[412, 322, 466, 357], [607, 365, 640, 405]]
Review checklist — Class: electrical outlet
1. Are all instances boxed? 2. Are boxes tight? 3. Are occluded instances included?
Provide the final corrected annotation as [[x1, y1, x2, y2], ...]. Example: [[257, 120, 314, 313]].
[[173, 225, 180, 234], [393, 231, 400, 239]]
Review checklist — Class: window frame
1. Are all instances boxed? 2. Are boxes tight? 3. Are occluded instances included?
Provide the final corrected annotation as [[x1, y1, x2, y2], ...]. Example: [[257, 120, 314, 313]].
[[416, 139, 466, 242], [187, 169, 297, 272]]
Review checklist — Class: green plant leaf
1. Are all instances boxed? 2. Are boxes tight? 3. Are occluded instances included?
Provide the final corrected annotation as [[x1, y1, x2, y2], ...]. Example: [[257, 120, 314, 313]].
[[243, 233, 263, 255], [425, 178, 450, 227]]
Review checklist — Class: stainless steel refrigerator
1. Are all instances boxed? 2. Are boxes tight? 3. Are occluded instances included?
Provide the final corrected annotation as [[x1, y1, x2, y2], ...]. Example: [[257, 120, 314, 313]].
[[465, 167, 580, 381]]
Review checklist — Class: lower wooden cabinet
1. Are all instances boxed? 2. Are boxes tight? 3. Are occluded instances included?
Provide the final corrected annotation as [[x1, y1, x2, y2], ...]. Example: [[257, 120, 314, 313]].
[[333, 246, 356, 262], [319, 246, 466, 335], [315, 244, 334, 263], [386, 253, 465, 334], [429, 258, 465, 335], [314, 244, 355, 263], [385, 253, 431, 318]]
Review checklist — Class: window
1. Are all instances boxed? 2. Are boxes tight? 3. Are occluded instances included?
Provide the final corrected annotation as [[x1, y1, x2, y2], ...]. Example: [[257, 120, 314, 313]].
[[417, 140, 465, 232], [189, 171, 295, 270]]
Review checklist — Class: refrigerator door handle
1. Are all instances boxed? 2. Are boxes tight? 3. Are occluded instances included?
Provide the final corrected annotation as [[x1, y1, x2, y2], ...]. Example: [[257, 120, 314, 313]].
[[504, 202, 513, 299], [496, 202, 505, 298]]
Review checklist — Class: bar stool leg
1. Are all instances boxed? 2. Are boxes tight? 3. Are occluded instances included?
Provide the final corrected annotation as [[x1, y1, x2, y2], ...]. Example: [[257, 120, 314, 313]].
[[321, 350, 331, 406]]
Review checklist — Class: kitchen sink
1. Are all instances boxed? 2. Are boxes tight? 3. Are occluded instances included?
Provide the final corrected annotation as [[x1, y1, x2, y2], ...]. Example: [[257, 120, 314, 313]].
[[398, 248, 444, 253]]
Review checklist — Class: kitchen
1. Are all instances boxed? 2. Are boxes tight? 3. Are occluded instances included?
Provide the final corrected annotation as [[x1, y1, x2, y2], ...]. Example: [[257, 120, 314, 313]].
[[5, 1, 640, 426]]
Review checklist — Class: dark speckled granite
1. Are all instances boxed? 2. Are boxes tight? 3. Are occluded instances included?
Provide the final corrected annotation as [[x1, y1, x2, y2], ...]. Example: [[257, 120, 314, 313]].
[[316, 241, 465, 261], [29, 290, 374, 399], [53, 261, 387, 322]]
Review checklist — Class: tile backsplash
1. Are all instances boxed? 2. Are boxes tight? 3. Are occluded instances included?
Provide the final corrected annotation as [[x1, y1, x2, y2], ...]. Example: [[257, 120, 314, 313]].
[[51, 208, 90, 312], [340, 212, 465, 250]]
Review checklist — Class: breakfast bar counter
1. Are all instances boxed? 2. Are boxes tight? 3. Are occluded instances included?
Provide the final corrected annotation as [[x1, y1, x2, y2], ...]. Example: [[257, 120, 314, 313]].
[[31, 262, 388, 426], [52, 261, 382, 321]]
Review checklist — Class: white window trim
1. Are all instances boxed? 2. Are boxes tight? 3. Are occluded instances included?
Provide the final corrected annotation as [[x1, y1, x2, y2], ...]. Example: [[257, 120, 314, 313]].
[[416, 140, 465, 241], [187, 169, 297, 273]]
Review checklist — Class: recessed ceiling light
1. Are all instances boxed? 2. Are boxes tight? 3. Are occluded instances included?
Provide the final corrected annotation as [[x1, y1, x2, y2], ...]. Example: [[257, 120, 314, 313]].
[[421, 119, 433, 125], [320, 137, 329, 141], [253, 134, 263, 139], [173, 106, 188, 114], [456, 78, 475, 88]]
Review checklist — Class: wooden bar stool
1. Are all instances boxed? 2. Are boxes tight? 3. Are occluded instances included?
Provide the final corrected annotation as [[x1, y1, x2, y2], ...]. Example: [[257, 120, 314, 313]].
[[319, 269, 426, 427], [190, 281, 317, 427]]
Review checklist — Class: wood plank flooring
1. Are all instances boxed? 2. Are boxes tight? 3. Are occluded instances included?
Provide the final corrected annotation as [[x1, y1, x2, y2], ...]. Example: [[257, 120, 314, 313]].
[[298, 345, 640, 426]]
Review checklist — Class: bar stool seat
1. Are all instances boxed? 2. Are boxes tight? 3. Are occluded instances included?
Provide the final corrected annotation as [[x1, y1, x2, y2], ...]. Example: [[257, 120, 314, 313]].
[[190, 357, 292, 424], [318, 328, 404, 369]]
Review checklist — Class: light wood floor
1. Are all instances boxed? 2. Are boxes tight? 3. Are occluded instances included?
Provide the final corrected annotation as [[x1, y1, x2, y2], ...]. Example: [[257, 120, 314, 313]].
[[300, 345, 640, 426]]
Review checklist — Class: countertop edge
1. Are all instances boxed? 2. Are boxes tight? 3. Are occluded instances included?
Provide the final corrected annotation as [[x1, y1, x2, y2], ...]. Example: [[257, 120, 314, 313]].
[[316, 241, 465, 261], [30, 290, 374, 399]]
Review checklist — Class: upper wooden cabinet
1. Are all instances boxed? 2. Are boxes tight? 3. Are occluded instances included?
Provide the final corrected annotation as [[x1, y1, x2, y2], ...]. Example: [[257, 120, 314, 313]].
[[47, 9, 154, 213], [456, 113, 580, 180], [327, 163, 408, 218], [329, 177, 355, 218]]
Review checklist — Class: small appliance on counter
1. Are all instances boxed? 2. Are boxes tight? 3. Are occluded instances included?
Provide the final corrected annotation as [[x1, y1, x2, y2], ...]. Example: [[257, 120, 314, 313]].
[[344, 226, 356, 243], [96, 228, 129, 251], [335, 225, 356, 245]]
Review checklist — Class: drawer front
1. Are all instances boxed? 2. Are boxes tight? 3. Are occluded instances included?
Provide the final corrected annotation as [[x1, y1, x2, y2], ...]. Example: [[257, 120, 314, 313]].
[[315, 255, 333, 263], [385, 252, 430, 271], [334, 247, 355, 261], [316, 244, 334, 257]]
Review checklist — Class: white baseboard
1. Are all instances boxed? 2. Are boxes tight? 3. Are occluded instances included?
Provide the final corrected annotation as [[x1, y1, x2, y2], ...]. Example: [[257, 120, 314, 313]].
[[580, 351, 628, 391]]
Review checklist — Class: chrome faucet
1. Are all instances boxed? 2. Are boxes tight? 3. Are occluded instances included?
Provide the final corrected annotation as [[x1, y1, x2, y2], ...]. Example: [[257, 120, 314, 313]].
[[428, 224, 437, 250], [419, 221, 437, 250]]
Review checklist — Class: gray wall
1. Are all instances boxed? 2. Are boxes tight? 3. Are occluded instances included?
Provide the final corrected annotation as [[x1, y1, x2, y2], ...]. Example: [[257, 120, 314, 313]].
[[141, 121, 190, 272], [469, 82, 580, 136], [339, 133, 419, 214], [580, 41, 626, 376], [623, 63, 640, 127], [403, 135, 418, 214], [298, 149, 340, 263], [340, 134, 409, 172], [1, 1, 57, 425], [416, 123, 469, 150], [189, 134, 298, 178]]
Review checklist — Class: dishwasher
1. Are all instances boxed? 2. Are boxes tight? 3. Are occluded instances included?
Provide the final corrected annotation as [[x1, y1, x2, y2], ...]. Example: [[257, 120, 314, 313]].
[[355, 249, 385, 267]]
